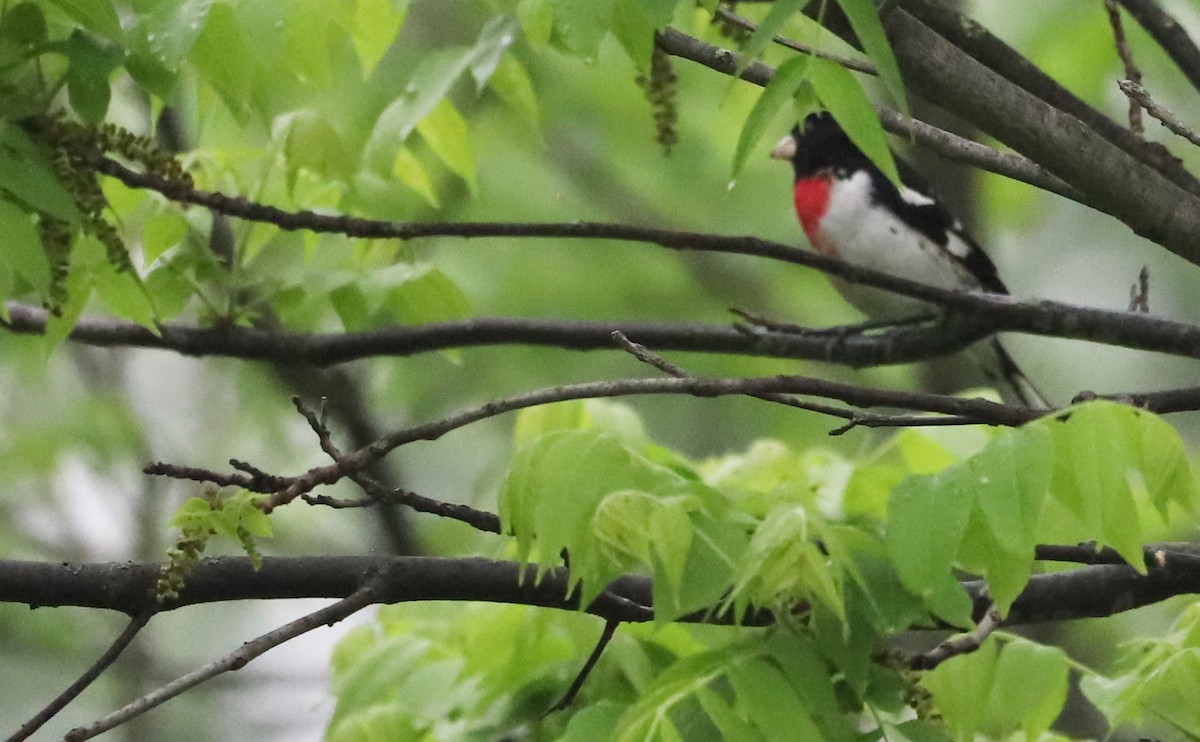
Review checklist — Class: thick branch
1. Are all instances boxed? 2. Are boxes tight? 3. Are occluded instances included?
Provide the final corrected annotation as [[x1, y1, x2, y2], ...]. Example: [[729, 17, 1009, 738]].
[[4, 555, 1200, 628], [1117, 0, 1200, 94], [10, 243, 1200, 368], [879, 8, 1200, 264], [895, 0, 1194, 192], [0, 303, 985, 368]]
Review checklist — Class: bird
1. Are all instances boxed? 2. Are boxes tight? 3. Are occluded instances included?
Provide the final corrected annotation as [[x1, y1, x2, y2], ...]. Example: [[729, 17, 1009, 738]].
[[770, 111, 1045, 407]]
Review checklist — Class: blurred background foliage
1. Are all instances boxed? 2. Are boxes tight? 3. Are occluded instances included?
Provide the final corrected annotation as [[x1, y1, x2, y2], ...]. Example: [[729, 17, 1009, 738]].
[[2, 0, 1200, 739]]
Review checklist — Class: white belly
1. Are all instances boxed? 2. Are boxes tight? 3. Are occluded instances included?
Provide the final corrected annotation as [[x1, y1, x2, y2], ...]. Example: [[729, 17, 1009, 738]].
[[817, 172, 980, 319]]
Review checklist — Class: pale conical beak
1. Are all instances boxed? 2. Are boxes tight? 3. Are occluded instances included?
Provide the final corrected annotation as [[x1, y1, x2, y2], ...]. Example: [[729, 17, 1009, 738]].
[[770, 134, 797, 161]]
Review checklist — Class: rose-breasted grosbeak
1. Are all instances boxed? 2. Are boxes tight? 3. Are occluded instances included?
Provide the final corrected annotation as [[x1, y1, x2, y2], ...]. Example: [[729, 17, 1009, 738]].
[[771, 111, 1044, 407]]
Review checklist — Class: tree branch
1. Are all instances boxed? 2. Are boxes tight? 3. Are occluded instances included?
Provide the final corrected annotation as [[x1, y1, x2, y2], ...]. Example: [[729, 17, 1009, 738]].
[[4, 554, 1200, 628], [878, 7, 1200, 264], [9, 609, 154, 741], [148, 374, 1030, 509], [10, 232, 1200, 367], [655, 29, 1082, 202], [63, 585, 376, 741], [1117, 0, 1200, 95], [893, 0, 1198, 195]]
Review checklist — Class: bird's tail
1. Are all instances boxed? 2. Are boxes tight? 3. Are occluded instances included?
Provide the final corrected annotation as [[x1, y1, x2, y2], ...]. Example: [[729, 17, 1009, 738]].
[[973, 338, 1048, 409]]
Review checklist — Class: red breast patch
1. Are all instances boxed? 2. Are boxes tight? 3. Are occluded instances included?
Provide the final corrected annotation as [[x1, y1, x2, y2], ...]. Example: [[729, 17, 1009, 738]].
[[793, 176, 831, 243]]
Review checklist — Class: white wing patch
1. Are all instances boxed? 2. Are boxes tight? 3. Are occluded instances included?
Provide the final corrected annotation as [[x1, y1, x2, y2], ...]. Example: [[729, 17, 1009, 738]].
[[899, 186, 935, 207], [944, 229, 974, 259]]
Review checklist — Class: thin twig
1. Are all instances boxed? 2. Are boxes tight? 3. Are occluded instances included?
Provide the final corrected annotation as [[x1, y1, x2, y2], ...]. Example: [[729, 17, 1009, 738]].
[[1129, 266, 1150, 312], [292, 396, 503, 533], [257, 375, 1036, 509], [63, 585, 377, 741], [612, 331, 977, 434], [544, 619, 621, 715], [712, 6, 878, 74], [7, 609, 154, 742], [911, 603, 1002, 670], [1118, 79, 1200, 147], [1106, 0, 1144, 133], [1117, 0, 1200, 95]]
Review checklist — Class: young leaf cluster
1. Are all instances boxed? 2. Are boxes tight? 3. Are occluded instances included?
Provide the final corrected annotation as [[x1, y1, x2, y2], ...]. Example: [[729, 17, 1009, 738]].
[[158, 488, 273, 600]]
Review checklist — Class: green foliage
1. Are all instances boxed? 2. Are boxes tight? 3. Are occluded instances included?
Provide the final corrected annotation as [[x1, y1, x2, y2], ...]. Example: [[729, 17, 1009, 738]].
[[888, 401, 1198, 623], [500, 419, 748, 619], [158, 489, 273, 600], [1081, 602, 1200, 739], [922, 637, 1071, 741], [459, 398, 1200, 738], [327, 603, 598, 741]]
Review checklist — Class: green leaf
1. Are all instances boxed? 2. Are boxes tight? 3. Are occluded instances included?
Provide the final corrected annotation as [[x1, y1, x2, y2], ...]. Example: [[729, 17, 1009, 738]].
[[275, 109, 354, 181], [767, 633, 856, 742], [517, 0, 554, 47], [967, 426, 1052, 556], [500, 429, 695, 605], [1038, 401, 1184, 570], [65, 31, 121, 122], [1131, 649, 1200, 736], [364, 48, 474, 163], [550, 0, 615, 59], [694, 688, 761, 742], [391, 147, 440, 207], [611, 0, 676, 68], [1132, 406, 1198, 518], [563, 702, 631, 742], [726, 504, 843, 620], [42, 258, 91, 358], [143, 263, 193, 321], [733, 55, 809, 178], [739, 0, 807, 64], [141, 211, 189, 265], [364, 17, 522, 175], [832, 0, 906, 113], [920, 637, 997, 741], [189, 3, 253, 117], [45, 0, 121, 40], [168, 497, 217, 531], [379, 264, 471, 326], [512, 399, 590, 446], [328, 634, 431, 727], [93, 262, 159, 334], [467, 15, 519, 89], [887, 472, 974, 625], [416, 99, 476, 193], [329, 283, 372, 331], [982, 639, 1069, 740], [881, 721, 952, 742], [668, 510, 748, 619], [614, 643, 758, 741], [0, 124, 82, 224], [955, 425, 1053, 615], [126, 0, 214, 98], [0, 199, 49, 291], [488, 53, 541, 129], [728, 658, 821, 742], [808, 56, 900, 186], [1, 3, 48, 46], [352, 0, 409, 75], [1079, 672, 1145, 732]]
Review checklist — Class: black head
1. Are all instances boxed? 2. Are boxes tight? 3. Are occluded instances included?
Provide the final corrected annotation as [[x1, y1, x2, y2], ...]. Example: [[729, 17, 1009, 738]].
[[771, 112, 873, 179]]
